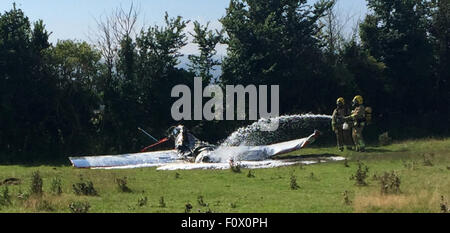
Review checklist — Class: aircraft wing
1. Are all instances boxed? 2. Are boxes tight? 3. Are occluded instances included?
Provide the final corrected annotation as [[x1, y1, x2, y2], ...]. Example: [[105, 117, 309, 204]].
[[69, 149, 179, 169]]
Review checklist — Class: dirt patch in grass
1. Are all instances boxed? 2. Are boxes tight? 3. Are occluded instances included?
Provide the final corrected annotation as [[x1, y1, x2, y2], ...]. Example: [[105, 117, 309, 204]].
[[0, 178, 21, 186]]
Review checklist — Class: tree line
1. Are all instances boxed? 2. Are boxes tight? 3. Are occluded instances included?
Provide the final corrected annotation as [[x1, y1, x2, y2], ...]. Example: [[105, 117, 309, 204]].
[[0, 0, 448, 163]]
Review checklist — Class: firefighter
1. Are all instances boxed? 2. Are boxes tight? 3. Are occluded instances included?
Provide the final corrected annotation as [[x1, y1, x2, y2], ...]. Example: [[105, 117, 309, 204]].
[[345, 95, 366, 152], [331, 97, 347, 151]]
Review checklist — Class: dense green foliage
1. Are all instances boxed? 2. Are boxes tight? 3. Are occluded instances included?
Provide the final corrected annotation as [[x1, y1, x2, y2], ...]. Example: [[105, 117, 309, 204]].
[[0, 1, 449, 163]]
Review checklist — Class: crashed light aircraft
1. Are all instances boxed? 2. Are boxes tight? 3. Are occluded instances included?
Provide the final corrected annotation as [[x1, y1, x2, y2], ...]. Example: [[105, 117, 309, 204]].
[[69, 125, 321, 169]]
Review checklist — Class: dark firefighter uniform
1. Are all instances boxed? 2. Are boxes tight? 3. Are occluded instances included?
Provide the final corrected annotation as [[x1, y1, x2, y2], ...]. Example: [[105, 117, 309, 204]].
[[332, 97, 353, 151]]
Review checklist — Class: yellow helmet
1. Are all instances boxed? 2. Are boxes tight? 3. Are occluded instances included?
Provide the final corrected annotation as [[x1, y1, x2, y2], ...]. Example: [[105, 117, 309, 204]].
[[336, 97, 345, 105], [353, 95, 363, 105]]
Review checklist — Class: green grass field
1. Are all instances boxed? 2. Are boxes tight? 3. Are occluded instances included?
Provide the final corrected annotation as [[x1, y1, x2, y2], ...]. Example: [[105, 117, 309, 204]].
[[0, 138, 449, 213]]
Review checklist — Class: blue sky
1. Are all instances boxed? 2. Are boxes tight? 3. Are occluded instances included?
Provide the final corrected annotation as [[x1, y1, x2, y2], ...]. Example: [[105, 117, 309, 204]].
[[0, 0, 368, 55]]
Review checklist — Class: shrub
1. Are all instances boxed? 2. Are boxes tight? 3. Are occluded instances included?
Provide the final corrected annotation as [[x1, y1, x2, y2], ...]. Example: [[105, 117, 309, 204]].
[[137, 196, 148, 207], [247, 170, 255, 178], [115, 177, 132, 193], [402, 160, 418, 170], [378, 132, 392, 146], [197, 195, 207, 207], [376, 171, 401, 194], [309, 172, 319, 181], [343, 190, 352, 205], [350, 160, 369, 186], [73, 176, 98, 196], [440, 196, 448, 213], [185, 202, 193, 213], [290, 172, 300, 190], [51, 177, 63, 195], [69, 201, 91, 213], [159, 196, 166, 208], [0, 186, 11, 207], [30, 171, 43, 196]]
